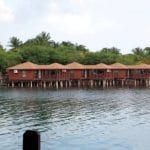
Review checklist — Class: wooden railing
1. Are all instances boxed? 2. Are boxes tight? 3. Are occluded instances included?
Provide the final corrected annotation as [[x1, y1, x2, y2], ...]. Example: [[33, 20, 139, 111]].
[[129, 74, 150, 79]]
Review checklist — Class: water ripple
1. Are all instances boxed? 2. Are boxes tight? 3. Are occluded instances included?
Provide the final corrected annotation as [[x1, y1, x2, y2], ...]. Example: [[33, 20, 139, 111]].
[[0, 88, 150, 149]]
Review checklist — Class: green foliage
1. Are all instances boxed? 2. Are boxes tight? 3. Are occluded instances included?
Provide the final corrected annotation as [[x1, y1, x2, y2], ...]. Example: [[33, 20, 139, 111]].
[[8, 36, 22, 49], [0, 50, 7, 73], [19, 45, 51, 64], [117, 54, 137, 65], [52, 46, 85, 64], [6, 51, 23, 67], [24, 32, 52, 47], [0, 43, 4, 50], [0, 32, 150, 73]]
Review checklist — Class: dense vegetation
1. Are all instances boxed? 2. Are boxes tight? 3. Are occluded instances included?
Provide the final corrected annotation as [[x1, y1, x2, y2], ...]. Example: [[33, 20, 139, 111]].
[[0, 31, 150, 73]]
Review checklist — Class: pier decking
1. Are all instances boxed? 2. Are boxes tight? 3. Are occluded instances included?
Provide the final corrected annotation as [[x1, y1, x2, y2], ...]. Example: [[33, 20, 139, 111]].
[[6, 62, 150, 88]]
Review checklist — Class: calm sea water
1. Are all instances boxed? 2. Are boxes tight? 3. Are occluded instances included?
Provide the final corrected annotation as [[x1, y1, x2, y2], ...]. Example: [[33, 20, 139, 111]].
[[0, 88, 150, 150]]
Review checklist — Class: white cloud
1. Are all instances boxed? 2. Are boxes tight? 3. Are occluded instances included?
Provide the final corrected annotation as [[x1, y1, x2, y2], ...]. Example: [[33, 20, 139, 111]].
[[46, 13, 93, 35], [45, 1, 92, 35], [45, 0, 121, 36], [0, 0, 14, 23], [1, 0, 150, 53]]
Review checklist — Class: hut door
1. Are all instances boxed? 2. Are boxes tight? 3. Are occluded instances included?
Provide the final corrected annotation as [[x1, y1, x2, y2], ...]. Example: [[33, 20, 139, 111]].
[[87, 70, 90, 78], [70, 70, 74, 79], [84, 70, 87, 78], [38, 70, 41, 79], [114, 70, 119, 78]]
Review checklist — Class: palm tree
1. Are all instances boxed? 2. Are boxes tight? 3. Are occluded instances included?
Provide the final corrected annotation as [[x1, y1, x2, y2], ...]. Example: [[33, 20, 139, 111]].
[[144, 47, 150, 55], [35, 32, 51, 45], [0, 43, 3, 50], [132, 47, 144, 56], [8, 37, 22, 49], [132, 47, 145, 61]]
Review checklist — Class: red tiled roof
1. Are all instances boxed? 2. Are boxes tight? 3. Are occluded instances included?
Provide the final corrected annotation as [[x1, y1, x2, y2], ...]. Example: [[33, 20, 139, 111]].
[[66, 62, 85, 69], [85, 63, 110, 69], [7, 62, 38, 70], [128, 64, 150, 69], [39, 63, 67, 69], [96, 63, 111, 69], [49, 63, 66, 69], [7, 61, 150, 70], [85, 65, 97, 69], [110, 63, 127, 69]]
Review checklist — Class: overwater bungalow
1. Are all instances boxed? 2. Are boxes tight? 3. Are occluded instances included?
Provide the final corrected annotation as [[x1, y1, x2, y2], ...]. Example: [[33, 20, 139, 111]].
[[6, 61, 150, 88]]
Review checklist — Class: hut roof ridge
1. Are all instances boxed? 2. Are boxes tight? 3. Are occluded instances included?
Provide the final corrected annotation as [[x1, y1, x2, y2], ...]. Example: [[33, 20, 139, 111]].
[[110, 63, 127, 69], [66, 62, 85, 69], [7, 61, 38, 70]]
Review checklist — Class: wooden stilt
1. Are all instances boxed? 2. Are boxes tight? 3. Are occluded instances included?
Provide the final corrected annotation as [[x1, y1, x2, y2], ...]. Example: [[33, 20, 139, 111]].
[[69, 81, 72, 87], [103, 80, 106, 88], [78, 80, 81, 88], [60, 81, 63, 88], [12, 81, 14, 88], [30, 81, 33, 88], [65, 81, 68, 88], [43, 81, 46, 88], [121, 80, 124, 87], [134, 79, 137, 87], [21, 82, 23, 88], [56, 81, 58, 89], [90, 80, 93, 88]]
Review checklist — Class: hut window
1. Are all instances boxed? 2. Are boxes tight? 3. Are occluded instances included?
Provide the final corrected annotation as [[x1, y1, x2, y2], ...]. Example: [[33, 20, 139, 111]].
[[22, 70, 26, 77], [70, 70, 74, 74], [107, 69, 111, 72], [97, 70, 104, 74], [62, 69, 66, 73], [82, 70, 85, 77], [34, 71, 38, 78], [134, 70, 140, 74], [14, 70, 18, 73], [114, 70, 119, 73], [70, 70, 74, 78], [141, 70, 146, 74], [51, 70, 56, 75], [93, 70, 97, 74]]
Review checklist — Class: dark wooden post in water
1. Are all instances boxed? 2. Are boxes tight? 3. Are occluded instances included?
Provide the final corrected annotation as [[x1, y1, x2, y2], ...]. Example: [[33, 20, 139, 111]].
[[23, 130, 40, 150]]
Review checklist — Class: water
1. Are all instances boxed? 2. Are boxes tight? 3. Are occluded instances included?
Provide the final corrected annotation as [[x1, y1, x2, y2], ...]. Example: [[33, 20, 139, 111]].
[[0, 88, 150, 150]]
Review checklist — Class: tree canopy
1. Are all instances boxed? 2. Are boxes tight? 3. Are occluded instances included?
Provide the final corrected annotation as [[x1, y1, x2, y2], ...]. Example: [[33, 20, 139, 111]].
[[0, 31, 150, 73]]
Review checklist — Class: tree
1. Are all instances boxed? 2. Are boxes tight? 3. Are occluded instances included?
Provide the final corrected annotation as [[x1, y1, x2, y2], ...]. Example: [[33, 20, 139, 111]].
[[24, 32, 52, 46], [75, 44, 88, 52], [35, 31, 51, 46], [132, 47, 145, 58], [0, 50, 8, 73], [117, 54, 137, 65], [19, 45, 51, 64], [61, 41, 75, 48], [97, 47, 121, 64], [8, 37, 22, 49], [100, 47, 120, 55], [132, 47, 143, 55], [83, 52, 100, 64], [144, 47, 150, 55], [6, 51, 23, 67], [0, 43, 4, 50]]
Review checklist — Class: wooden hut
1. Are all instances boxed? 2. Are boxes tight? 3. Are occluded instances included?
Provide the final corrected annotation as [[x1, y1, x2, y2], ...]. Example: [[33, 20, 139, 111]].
[[66, 62, 85, 80], [6, 61, 150, 88]]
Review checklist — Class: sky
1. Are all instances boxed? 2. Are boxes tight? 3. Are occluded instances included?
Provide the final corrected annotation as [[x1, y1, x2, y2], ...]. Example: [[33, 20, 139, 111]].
[[0, 0, 150, 53]]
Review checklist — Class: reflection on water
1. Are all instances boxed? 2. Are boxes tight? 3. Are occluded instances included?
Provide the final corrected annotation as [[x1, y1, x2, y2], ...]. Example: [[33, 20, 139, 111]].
[[0, 88, 150, 149]]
